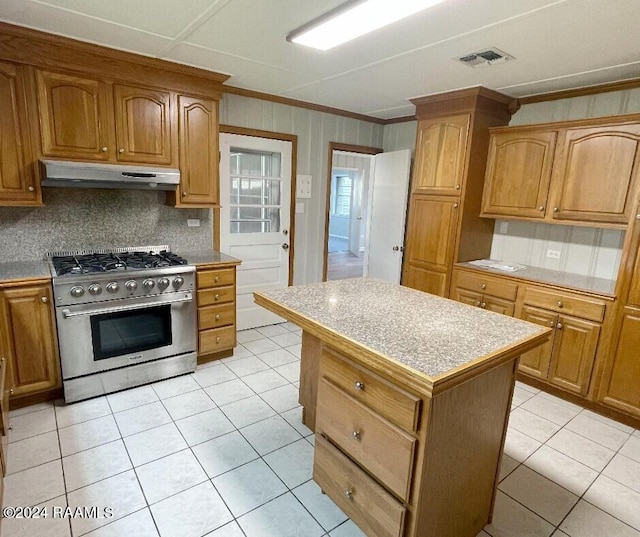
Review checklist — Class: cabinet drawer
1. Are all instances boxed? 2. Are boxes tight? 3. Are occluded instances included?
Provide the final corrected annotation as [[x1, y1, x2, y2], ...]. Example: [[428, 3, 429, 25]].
[[314, 435, 406, 537], [455, 270, 518, 301], [316, 378, 415, 501], [321, 349, 420, 432], [199, 303, 235, 330], [197, 268, 235, 289], [198, 285, 235, 306], [523, 287, 605, 322], [199, 326, 236, 354]]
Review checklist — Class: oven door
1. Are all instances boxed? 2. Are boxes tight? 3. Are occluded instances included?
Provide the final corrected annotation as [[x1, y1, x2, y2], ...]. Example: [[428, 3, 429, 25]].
[[55, 291, 196, 379]]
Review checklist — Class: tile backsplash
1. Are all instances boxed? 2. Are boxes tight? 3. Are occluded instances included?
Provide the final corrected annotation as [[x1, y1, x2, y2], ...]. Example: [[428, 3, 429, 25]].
[[490, 220, 625, 281], [0, 188, 213, 262]]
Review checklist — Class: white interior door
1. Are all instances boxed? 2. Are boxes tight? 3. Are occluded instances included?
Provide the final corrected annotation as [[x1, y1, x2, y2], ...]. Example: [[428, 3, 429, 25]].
[[220, 134, 292, 330], [364, 149, 412, 283]]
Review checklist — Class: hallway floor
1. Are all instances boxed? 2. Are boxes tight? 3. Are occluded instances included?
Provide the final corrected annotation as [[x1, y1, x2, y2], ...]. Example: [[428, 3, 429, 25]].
[[3, 323, 640, 537]]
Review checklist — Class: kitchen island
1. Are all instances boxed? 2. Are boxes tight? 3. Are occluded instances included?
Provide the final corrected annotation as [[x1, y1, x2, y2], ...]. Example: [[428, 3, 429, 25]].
[[254, 278, 550, 537]]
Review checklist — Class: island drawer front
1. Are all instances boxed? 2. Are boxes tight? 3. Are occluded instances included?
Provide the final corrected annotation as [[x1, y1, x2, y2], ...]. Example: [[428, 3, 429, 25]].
[[199, 326, 236, 354], [314, 434, 406, 537], [198, 286, 235, 306], [322, 348, 420, 433], [455, 270, 518, 301], [197, 268, 235, 289], [199, 303, 235, 330], [316, 378, 415, 502], [523, 288, 605, 322]]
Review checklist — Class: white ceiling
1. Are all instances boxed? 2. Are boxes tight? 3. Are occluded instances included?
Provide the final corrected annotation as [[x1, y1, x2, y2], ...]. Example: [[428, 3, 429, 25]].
[[1, 0, 639, 119]]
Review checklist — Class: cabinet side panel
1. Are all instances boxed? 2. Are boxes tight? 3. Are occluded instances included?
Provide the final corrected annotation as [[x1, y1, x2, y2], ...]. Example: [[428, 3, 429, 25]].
[[414, 359, 516, 537]]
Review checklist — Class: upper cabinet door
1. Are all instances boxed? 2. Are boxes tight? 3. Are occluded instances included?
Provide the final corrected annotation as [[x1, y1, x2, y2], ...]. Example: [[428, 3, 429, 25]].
[[176, 95, 219, 206], [412, 115, 469, 195], [481, 130, 557, 219], [0, 62, 39, 205], [36, 69, 113, 160], [550, 124, 640, 225], [113, 84, 174, 166]]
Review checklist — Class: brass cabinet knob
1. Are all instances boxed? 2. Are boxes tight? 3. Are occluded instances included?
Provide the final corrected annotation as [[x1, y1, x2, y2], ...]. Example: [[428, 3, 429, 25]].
[[216, 337, 221, 343], [549, 320, 555, 327], [557, 301, 563, 308], [553, 207, 559, 212], [636, 214, 640, 220], [481, 302, 486, 308], [28, 186, 35, 192], [214, 294, 220, 301], [215, 314, 221, 321], [101, 147, 108, 152], [557, 323, 563, 330], [475, 300, 481, 307], [354, 381, 364, 391], [214, 276, 220, 282], [481, 284, 487, 290], [182, 191, 187, 197], [453, 203, 459, 208], [118, 148, 125, 154], [41, 296, 48, 303], [345, 490, 353, 499], [538, 206, 545, 211], [352, 430, 361, 440], [455, 184, 461, 190], [9, 388, 14, 395]]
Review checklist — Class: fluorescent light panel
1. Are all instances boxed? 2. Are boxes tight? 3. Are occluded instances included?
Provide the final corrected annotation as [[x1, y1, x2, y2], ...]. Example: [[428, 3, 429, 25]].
[[288, 0, 447, 51]]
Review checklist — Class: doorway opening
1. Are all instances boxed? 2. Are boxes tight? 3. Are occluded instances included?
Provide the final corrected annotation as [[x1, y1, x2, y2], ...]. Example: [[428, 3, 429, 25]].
[[323, 143, 381, 281]]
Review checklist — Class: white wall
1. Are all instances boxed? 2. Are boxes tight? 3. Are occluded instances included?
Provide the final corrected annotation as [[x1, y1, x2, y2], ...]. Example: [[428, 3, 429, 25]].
[[489, 88, 640, 281], [219, 93, 384, 284], [383, 121, 417, 153]]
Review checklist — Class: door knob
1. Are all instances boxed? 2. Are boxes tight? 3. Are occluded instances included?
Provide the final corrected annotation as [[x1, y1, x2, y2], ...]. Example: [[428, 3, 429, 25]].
[[282, 244, 289, 250], [282, 229, 288, 235], [392, 246, 400, 251]]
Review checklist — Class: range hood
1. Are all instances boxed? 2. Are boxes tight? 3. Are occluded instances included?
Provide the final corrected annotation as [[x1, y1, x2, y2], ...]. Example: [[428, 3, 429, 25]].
[[40, 160, 180, 191]]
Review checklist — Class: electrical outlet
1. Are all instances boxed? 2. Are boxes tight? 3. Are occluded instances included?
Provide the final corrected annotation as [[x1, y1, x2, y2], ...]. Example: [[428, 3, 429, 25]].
[[546, 249, 561, 259], [499, 221, 509, 234], [187, 219, 200, 227]]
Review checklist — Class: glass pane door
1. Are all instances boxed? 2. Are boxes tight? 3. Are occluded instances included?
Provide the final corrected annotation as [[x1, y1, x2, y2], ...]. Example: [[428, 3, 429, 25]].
[[230, 149, 282, 234]]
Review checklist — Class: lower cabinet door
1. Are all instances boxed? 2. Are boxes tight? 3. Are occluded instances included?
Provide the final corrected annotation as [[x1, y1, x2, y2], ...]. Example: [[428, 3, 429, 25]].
[[548, 315, 599, 396], [483, 296, 515, 316], [518, 306, 555, 380], [314, 435, 406, 537]]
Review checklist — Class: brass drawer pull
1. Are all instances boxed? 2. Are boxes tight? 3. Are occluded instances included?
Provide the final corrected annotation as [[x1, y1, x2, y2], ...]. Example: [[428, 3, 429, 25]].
[[214, 294, 220, 301], [352, 430, 361, 440], [216, 337, 221, 343], [557, 301, 563, 308], [345, 489, 353, 499], [214, 276, 220, 283], [556, 323, 563, 330], [354, 381, 364, 391], [215, 314, 221, 321], [481, 284, 486, 290]]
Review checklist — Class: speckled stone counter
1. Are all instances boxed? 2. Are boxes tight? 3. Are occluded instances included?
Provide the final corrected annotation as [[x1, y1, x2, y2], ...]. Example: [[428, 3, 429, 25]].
[[0, 260, 51, 282], [176, 249, 241, 267], [456, 262, 616, 296], [255, 277, 549, 381]]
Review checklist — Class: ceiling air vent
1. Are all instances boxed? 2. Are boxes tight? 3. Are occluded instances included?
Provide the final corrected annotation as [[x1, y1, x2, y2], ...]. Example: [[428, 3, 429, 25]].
[[457, 48, 514, 68]]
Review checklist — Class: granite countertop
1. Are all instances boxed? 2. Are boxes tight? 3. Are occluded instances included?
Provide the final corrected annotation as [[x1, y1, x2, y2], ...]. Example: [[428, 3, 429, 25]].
[[0, 260, 52, 282], [255, 278, 548, 380], [456, 262, 617, 297], [176, 249, 241, 267]]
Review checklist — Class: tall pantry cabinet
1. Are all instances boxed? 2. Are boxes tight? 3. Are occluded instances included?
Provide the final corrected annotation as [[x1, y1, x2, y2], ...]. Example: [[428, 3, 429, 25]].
[[402, 88, 513, 297]]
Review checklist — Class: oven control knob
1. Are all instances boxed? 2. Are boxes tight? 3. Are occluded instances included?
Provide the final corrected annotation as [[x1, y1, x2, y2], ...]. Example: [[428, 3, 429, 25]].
[[106, 282, 119, 293], [88, 284, 102, 296], [70, 286, 85, 298], [143, 279, 156, 291], [172, 276, 184, 290], [158, 277, 170, 291], [125, 280, 138, 292]]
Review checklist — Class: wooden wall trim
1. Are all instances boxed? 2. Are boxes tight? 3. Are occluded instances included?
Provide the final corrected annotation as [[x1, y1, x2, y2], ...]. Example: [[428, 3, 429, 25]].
[[322, 142, 383, 281], [0, 21, 228, 97], [516, 78, 640, 106], [219, 125, 298, 286]]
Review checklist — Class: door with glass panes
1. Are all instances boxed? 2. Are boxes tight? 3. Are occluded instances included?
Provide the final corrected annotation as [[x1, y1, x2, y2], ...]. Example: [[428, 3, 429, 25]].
[[220, 134, 292, 330]]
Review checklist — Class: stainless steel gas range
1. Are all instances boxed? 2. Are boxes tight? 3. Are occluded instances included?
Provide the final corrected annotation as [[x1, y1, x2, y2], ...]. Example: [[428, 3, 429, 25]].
[[48, 246, 196, 403]]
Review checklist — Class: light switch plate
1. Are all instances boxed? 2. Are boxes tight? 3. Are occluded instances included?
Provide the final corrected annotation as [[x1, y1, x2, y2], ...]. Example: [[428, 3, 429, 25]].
[[187, 219, 200, 227], [295, 202, 305, 214], [546, 249, 561, 259], [296, 175, 312, 198]]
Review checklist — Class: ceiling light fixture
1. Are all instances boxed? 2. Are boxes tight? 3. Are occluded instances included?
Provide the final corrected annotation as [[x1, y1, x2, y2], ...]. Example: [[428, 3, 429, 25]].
[[287, 0, 447, 51]]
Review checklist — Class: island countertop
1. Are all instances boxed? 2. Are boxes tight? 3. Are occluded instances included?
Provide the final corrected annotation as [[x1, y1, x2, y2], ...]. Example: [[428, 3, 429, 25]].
[[255, 277, 550, 388]]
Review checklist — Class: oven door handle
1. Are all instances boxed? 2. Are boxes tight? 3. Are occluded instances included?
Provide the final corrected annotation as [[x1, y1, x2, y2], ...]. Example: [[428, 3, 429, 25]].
[[61, 293, 193, 319]]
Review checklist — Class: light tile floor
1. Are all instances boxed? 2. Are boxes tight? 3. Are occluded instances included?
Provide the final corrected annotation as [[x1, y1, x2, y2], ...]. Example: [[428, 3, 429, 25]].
[[3, 322, 640, 537]]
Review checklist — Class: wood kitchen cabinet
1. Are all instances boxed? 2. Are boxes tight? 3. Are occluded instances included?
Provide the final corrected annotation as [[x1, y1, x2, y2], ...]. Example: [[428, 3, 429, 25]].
[[0, 281, 62, 405], [481, 117, 640, 227], [412, 114, 469, 195], [169, 95, 220, 207], [451, 268, 518, 316], [0, 61, 40, 206], [36, 69, 176, 166], [402, 88, 512, 297], [196, 263, 239, 363], [517, 287, 605, 396]]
